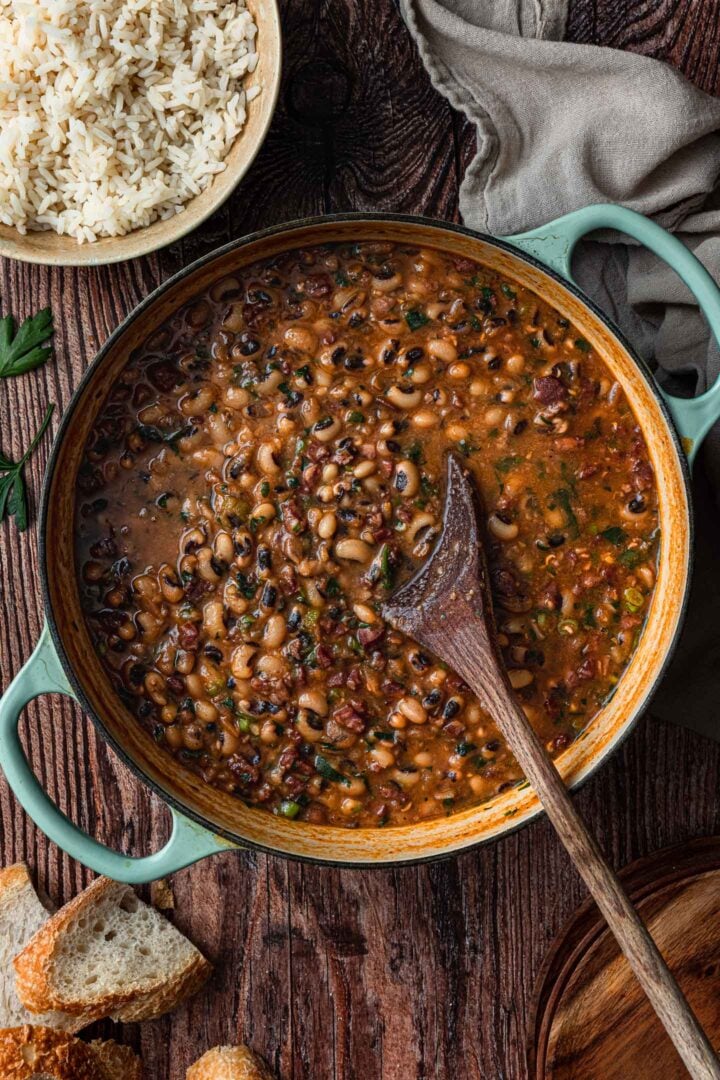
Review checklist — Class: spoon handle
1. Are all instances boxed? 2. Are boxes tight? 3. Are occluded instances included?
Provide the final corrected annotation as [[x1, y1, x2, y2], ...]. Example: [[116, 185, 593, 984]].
[[452, 624, 720, 1079]]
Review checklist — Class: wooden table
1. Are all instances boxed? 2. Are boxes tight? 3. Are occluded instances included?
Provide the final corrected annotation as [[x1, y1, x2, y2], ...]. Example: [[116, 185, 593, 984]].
[[1, 2, 719, 1077]]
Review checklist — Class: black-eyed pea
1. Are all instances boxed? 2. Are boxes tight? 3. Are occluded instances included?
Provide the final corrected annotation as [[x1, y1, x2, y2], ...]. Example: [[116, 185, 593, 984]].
[[335, 537, 373, 563], [353, 602, 376, 624], [284, 324, 318, 353], [448, 361, 470, 380], [488, 513, 519, 541], [313, 416, 342, 443], [409, 363, 432, 384], [389, 711, 407, 730], [250, 501, 276, 525], [321, 463, 339, 483], [387, 385, 422, 409], [185, 672, 204, 698], [343, 775, 367, 797], [370, 745, 395, 768], [256, 442, 281, 476], [469, 776, 487, 795], [298, 689, 329, 716], [393, 768, 420, 788], [506, 353, 525, 375], [117, 620, 136, 642], [484, 406, 504, 426], [354, 459, 376, 479], [164, 724, 185, 750], [161, 703, 177, 724], [256, 368, 283, 397], [263, 613, 287, 649], [372, 271, 403, 292], [223, 385, 251, 409], [341, 798, 363, 815], [394, 459, 420, 498], [427, 338, 458, 363], [414, 751, 433, 767], [412, 408, 439, 429], [203, 600, 226, 640], [197, 547, 221, 582], [296, 708, 324, 742], [255, 653, 288, 677], [218, 726, 240, 758], [231, 644, 257, 680], [445, 421, 468, 441], [176, 649, 196, 675], [508, 669, 534, 690], [318, 511, 337, 539], [260, 718, 281, 745], [144, 671, 167, 706], [180, 385, 216, 417], [213, 531, 234, 564], [398, 697, 427, 725], [183, 723, 206, 750], [195, 699, 219, 723]]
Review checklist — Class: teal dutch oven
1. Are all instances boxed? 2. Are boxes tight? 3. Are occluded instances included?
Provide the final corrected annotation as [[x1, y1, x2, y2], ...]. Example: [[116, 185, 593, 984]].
[[2, 204, 720, 883]]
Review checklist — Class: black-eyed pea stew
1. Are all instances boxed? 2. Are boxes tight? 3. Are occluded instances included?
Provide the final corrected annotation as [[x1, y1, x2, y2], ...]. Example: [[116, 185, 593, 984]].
[[76, 242, 659, 827]]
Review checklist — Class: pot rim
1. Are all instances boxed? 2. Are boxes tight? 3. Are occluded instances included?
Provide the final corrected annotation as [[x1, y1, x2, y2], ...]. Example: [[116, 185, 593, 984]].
[[38, 212, 694, 867]]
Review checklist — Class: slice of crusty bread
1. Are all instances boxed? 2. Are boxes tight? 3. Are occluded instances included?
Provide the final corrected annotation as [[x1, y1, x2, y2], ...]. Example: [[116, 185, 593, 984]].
[[187, 1045, 275, 1080], [0, 1025, 140, 1080], [14, 877, 211, 1027], [89, 1038, 143, 1080], [0, 865, 79, 1033]]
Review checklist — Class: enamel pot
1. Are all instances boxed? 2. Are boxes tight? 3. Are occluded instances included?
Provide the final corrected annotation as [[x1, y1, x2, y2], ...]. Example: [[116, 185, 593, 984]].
[[2, 204, 720, 883]]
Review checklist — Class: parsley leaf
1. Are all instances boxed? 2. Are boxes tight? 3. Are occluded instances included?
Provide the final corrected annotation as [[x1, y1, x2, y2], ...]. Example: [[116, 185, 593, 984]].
[[0, 403, 54, 531], [0, 308, 54, 379]]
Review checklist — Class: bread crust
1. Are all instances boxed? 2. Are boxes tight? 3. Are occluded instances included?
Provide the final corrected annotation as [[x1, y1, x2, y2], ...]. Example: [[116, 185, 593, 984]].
[[89, 1038, 143, 1080], [0, 1025, 101, 1079], [187, 1045, 275, 1080], [14, 876, 211, 1027]]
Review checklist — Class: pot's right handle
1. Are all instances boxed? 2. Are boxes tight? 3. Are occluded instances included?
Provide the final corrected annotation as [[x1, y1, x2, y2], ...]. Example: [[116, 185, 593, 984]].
[[0, 623, 236, 884], [504, 203, 720, 464]]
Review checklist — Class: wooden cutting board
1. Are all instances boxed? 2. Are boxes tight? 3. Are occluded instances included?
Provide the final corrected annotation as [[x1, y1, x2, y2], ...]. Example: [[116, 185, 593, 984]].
[[528, 836, 720, 1079]]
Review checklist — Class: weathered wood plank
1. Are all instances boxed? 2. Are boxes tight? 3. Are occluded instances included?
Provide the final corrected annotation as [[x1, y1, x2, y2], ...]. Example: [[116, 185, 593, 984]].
[[0, 1, 718, 1076]]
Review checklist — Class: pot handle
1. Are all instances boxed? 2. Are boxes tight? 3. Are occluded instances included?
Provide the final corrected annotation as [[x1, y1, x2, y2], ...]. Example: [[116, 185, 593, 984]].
[[504, 203, 720, 464], [0, 624, 236, 884]]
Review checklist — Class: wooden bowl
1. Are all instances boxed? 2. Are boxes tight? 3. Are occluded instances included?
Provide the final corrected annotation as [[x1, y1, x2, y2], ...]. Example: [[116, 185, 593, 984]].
[[0, 0, 281, 268]]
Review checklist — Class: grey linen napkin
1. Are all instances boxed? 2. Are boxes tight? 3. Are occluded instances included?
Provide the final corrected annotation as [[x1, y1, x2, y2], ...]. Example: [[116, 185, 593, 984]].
[[401, 0, 720, 739]]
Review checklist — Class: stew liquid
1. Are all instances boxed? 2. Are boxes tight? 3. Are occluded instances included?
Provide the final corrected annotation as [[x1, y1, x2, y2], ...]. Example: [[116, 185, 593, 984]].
[[76, 242, 659, 827]]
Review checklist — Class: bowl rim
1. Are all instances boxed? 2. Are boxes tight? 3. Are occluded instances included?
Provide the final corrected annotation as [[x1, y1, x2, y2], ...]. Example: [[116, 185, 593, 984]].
[[38, 212, 695, 866], [0, 0, 282, 268]]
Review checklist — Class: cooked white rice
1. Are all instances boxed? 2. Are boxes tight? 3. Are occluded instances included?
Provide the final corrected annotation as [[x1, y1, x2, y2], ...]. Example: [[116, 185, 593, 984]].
[[0, 0, 260, 243]]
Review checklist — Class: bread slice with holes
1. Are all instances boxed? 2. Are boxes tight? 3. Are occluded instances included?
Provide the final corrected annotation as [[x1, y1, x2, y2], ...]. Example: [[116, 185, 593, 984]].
[[0, 1025, 141, 1080], [187, 1045, 275, 1080], [0, 864, 79, 1032], [14, 877, 211, 1026]]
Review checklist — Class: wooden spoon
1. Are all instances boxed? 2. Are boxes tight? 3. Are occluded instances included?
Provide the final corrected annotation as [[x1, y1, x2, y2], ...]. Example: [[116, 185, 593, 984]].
[[381, 452, 720, 1080]]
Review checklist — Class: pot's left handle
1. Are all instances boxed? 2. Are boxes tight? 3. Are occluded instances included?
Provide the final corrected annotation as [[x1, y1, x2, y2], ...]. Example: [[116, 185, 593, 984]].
[[504, 203, 720, 464], [0, 624, 236, 884]]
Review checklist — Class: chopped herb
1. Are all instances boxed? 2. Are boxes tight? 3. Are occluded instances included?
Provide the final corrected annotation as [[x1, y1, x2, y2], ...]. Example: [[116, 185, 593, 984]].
[[325, 576, 342, 598], [372, 731, 396, 743], [335, 270, 349, 286], [495, 455, 524, 473], [405, 308, 429, 331], [278, 799, 302, 819], [618, 548, 641, 568], [583, 606, 597, 629], [500, 283, 517, 300], [600, 526, 627, 546], [236, 712, 254, 732], [260, 480, 270, 497], [455, 741, 477, 757], [0, 306, 54, 379], [624, 587, 644, 613], [407, 441, 424, 465], [348, 410, 365, 424], [315, 754, 350, 785], [552, 488, 579, 539], [136, 423, 193, 453], [574, 338, 591, 352], [0, 403, 54, 531]]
